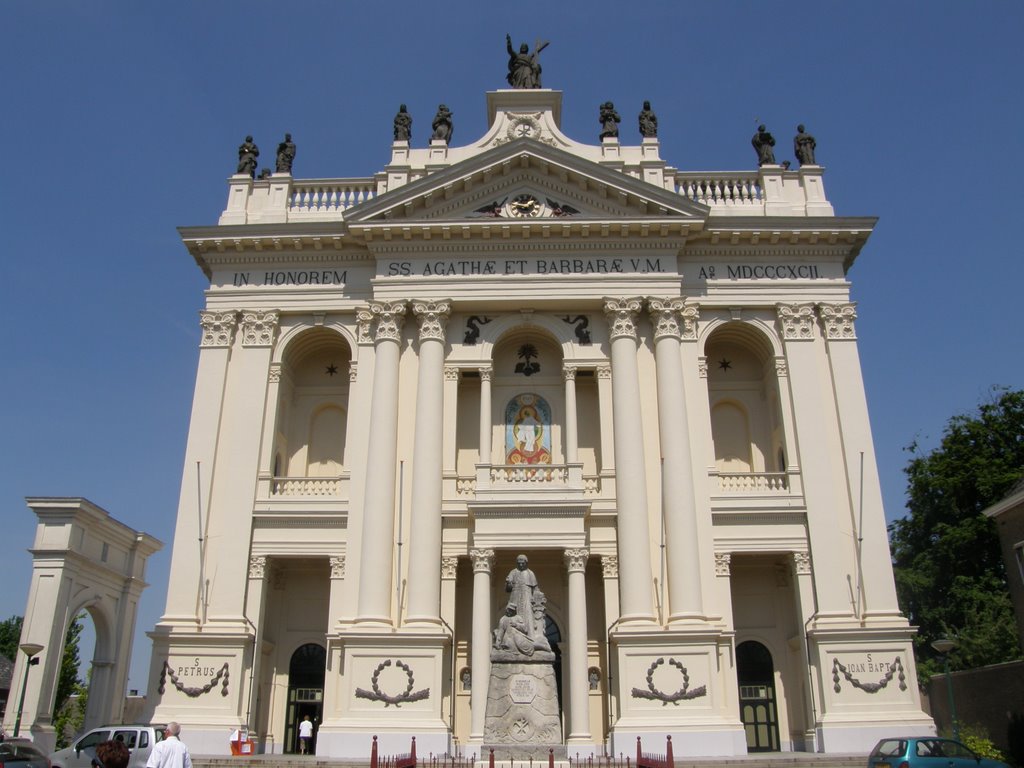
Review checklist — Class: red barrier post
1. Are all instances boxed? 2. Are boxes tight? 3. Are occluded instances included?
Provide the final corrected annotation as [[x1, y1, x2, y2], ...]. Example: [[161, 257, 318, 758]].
[[372, 736, 379, 768], [665, 736, 673, 768]]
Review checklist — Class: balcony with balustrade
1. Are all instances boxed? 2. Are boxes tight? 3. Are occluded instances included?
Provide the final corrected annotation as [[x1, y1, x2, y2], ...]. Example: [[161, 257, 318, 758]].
[[253, 471, 351, 518]]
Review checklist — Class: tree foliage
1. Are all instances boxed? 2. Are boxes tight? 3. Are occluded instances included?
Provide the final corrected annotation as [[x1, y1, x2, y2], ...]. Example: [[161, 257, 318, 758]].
[[889, 388, 1024, 679], [0, 615, 24, 661]]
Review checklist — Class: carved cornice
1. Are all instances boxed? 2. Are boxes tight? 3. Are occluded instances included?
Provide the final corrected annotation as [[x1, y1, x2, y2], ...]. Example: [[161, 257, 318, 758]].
[[330, 555, 346, 579], [564, 548, 589, 573], [776, 303, 817, 341], [200, 310, 238, 348], [714, 552, 731, 576], [412, 299, 452, 342], [793, 551, 811, 575], [369, 301, 408, 343], [601, 555, 618, 578], [819, 302, 857, 340], [470, 548, 494, 573], [249, 555, 267, 579], [441, 556, 459, 580], [240, 310, 279, 347], [603, 297, 644, 341], [647, 297, 686, 341], [444, 366, 460, 382]]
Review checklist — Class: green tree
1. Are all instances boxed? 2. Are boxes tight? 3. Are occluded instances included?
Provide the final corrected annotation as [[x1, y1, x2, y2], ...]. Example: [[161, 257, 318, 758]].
[[53, 615, 85, 719], [0, 615, 24, 661], [889, 388, 1024, 680]]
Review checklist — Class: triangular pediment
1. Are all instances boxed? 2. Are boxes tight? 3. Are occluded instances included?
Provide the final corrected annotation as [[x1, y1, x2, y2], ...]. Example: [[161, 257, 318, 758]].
[[343, 139, 709, 226]]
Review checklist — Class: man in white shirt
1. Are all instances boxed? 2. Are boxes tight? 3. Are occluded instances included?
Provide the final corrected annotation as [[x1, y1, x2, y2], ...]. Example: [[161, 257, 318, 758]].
[[146, 723, 192, 768], [298, 715, 313, 754]]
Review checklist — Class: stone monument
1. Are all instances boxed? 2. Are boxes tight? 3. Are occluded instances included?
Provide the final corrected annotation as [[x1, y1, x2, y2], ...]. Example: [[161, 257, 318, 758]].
[[484, 555, 562, 754]]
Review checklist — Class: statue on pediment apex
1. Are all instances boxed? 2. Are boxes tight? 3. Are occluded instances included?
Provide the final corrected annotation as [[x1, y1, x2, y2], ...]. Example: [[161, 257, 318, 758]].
[[506, 34, 549, 89]]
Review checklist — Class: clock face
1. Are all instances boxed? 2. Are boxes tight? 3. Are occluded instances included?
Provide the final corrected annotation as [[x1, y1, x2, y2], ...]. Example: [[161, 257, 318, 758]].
[[509, 194, 541, 217]]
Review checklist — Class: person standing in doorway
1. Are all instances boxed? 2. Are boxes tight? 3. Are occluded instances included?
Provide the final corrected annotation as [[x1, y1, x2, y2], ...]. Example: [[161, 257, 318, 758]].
[[298, 715, 314, 754], [146, 723, 192, 768]]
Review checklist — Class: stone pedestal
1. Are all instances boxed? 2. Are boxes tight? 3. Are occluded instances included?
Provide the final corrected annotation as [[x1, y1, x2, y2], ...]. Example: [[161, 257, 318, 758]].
[[484, 658, 562, 747]]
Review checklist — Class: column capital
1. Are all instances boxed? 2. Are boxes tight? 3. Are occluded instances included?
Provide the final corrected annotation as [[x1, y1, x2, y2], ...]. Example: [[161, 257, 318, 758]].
[[601, 555, 618, 578], [603, 296, 644, 341], [199, 310, 238, 348], [647, 297, 686, 341], [773, 357, 788, 378], [714, 552, 732, 576], [564, 548, 589, 573], [268, 362, 282, 384], [349, 361, 359, 382], [776, 302, 817, 341], [698, 357, 708, 378], [240, 310, 279, 347], [478, 366, 493, 382], [470, 548, 495, 573], [562, 364, 578, 381], [412, 299, 452, 342], [818, 302, 858, 340], [596, 364, 611, 380], [365, 301, 408, 343], [249, 555, 267, 579], [330, 555, 346, 579], [444, 366, 461, 382], [441, 556, 459, 580]]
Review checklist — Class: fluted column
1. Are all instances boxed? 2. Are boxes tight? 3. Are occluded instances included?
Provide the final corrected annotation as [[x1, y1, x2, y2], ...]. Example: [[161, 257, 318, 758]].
[[603, 297, 655, 623], [563, 365, 579, 464], [469, 548, 495, 742], [478, 366, 493, 465], [355, 301, 407, 624], [405, 300, 451, 625], [648, 298, 704, 622], [565, 548, 591, 743]]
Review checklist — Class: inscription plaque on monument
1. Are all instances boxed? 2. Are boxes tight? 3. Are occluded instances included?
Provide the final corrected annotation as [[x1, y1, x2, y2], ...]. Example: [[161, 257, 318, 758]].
[[509, 674, 538, 704]]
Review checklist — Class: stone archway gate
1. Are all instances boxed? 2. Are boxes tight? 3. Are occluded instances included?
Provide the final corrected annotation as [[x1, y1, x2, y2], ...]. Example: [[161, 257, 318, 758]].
[[1, 498, 161, 750]]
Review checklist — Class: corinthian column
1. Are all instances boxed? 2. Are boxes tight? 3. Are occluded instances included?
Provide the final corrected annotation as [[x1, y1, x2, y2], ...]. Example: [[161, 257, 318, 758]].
[[565, 548, 591, 744], [647, 298, 704, 622], [355, 301, 407, 624], [405, 300, 451, 625], [564, 365, 579, 464], [603, 297, 655, 623], [469, 548, 494, 742]]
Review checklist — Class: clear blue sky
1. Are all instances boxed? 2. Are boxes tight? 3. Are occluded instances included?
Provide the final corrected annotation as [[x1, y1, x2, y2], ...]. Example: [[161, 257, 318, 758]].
[[2, 2, 1022, 697]]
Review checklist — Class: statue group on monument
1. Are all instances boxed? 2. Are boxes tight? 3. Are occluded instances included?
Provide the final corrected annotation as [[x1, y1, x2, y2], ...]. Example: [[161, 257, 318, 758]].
[[234, 133, 296, 177], [493, 555, 552, 659], [751, 123, 820, 167]]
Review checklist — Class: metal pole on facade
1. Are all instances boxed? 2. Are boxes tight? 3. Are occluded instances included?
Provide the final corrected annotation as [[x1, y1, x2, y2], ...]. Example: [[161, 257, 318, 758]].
[[13, 643, 44, 737]]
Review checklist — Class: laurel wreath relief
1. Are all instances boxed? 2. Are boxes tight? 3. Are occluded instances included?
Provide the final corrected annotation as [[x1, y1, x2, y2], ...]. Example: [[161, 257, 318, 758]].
[[158, 660, 230, 698], [355, 659, 430, 707], [630, 657, 707, 705], [832, 656, 907, 694]]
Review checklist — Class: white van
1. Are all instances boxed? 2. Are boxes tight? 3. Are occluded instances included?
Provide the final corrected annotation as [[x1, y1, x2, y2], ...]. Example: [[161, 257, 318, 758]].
[[50, 725, 166, 768]]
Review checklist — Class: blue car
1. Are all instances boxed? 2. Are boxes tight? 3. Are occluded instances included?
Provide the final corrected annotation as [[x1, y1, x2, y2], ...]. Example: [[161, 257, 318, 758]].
[[869, 738, 1010, 768]]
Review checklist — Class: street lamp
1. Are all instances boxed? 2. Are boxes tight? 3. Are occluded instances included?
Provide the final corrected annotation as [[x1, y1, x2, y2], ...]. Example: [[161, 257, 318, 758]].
[[931, 636, 959, 741], [13, 643, 44, 737]]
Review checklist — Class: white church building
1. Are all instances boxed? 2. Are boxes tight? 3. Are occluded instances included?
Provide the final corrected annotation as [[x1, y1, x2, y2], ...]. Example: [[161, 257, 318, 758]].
[[142, 86, 933, 758]]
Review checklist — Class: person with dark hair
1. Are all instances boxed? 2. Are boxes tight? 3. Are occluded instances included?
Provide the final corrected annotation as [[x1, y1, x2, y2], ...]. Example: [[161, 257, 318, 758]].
[[94, 740, 130, 768]]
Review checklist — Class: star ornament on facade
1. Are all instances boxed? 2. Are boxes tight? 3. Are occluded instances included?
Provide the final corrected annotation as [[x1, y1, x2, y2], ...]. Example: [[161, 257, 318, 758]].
[[325, 363, 339, 376], [718, 359, 732, 371]]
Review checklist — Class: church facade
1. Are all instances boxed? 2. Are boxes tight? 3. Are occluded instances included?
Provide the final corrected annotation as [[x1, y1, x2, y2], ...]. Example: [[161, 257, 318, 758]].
[[146, 88, 933, 758]]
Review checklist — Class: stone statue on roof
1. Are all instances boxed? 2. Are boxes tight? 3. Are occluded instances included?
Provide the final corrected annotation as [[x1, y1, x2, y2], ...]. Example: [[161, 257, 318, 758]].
[[752, 124, 777, 166], [393, 104, 412, 142], [431, 104, 453, 144], [236, 135, 259, 178], [275, 133, 296, 174], [506, 34, 550, 89], [794, 124, 817, 166]]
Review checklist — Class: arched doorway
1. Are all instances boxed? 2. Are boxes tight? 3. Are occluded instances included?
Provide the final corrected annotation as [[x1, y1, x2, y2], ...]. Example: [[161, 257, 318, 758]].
[[736, 641, 779, 752], [284, 643, 326, 754]]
